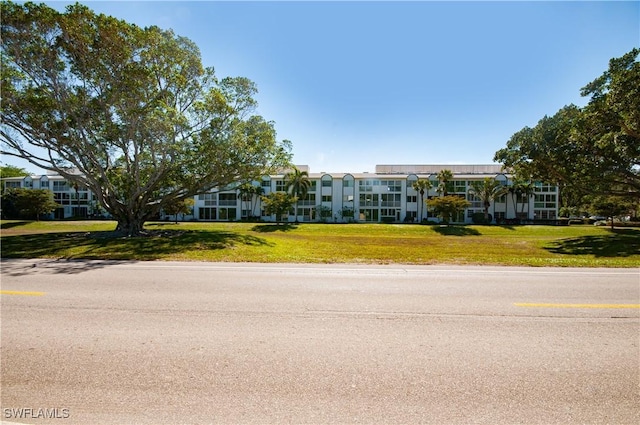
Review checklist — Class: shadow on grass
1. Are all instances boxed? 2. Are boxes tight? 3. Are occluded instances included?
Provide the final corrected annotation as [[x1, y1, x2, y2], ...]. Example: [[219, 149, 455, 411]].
[[432, 225, 481, 236], [1, 220, 31, 230], [0, 229, 272, 267], [545, 229, 640, 257], [251, 224, 298, 233]]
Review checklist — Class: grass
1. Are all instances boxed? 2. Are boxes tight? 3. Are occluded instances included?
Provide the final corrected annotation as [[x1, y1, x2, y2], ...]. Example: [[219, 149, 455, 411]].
[[1, 220, 639, 267]]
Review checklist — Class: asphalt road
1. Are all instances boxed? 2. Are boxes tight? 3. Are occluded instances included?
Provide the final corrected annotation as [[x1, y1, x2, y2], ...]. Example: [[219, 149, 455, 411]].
[[1, 259, 639, 424]]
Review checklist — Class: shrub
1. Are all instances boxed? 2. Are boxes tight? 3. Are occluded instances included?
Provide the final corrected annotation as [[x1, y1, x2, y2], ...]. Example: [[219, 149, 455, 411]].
[[471, 212, 492, 224]]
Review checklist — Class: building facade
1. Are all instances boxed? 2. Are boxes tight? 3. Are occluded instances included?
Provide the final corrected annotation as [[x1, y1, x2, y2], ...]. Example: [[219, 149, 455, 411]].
[[2, 165, 559, 224]]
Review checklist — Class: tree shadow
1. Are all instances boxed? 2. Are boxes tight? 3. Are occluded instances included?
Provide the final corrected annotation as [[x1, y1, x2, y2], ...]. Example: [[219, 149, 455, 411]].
[[0, 258, 137, 277], [251, 224, 298, 233], [545, 229, 640, 257], [0, 229, 272, 267], [432, 225, 481, 236], [0, 220, 31, 229]]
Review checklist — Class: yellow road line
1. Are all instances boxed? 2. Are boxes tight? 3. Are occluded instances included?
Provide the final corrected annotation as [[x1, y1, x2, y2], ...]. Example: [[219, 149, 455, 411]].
[[515, 303, 640, 309], [0, 290, 45, 296]]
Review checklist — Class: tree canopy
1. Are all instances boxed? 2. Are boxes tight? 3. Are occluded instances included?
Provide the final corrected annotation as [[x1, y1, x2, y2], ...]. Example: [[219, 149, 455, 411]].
[[261, 191, 297, 223], [0, 164, 29, 179], [0, 1, 291, 235], [468, 178, 507, 222], [428, 195, 470, 224], [494, 48, 639, 210], [2, 187, 59, 220], [285, 166, 310, 222]]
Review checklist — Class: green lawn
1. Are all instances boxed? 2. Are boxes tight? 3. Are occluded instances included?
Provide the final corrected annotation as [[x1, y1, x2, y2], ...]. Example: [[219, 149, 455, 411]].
[[1, 220, 639, 267]]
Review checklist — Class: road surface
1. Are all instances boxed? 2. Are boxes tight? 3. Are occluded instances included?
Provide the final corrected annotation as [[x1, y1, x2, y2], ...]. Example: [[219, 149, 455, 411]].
[[1, 259, 639, 424]]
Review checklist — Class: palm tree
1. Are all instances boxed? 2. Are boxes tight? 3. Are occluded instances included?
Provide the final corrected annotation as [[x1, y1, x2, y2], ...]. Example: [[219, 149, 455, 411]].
[[518, 181, 535, 220], [285, 167, 311, 223], [238, 182, 264, 219], [507, 181, 523, 221], [436, 169, 453, 196], [411, 179, 432, 223], [468, 178, 508, 223]]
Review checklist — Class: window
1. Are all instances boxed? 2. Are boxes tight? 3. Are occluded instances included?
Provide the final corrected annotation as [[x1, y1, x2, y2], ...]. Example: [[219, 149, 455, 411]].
[[407, 195, 417, 203], [71, 192, 89, 204], [535, 210, 557, 220], [322, 195, 332, 203], [40, 180, 49, 188], [381, 180, 401, 192], [467, 193, 483, 208], [199, 207, 216, 220], [380, 208, 396, 217], [451, 181, 466, 193], [54, 192, 71, 205], [275, 180, 286, 192], [322, 179, 332, 187], [219, 208, 237, 220], [53, 181, 69, 191], [534, 194, 556, 209], [381, 193, 401, 207], [199, 193, 216, 206], [299, 207, 314, 221], [359, 209, 379, 222], [299, 193, 316, 206], [359, 193, 379, 207], [343, 179, 353, 188], [219, 193, 237, 206], [534, 182, 556, 192], [358, 180, 377, 192], [261, 179, 271, 188], [5, 181, 21, 189]]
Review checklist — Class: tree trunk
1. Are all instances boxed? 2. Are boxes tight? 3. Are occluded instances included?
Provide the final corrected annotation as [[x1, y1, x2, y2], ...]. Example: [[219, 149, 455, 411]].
[[115, 217, 146, 236]]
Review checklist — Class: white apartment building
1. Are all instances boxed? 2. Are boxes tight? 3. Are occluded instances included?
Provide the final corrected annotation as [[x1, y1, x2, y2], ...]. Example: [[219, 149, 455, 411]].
[[2, 171, 96, 219], [3, 164, 558, 223], [2, 164, 559, 224]]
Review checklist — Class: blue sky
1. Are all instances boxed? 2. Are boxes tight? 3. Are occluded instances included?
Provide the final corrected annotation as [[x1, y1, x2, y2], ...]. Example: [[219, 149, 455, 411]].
[[8, 1, 640, 174]]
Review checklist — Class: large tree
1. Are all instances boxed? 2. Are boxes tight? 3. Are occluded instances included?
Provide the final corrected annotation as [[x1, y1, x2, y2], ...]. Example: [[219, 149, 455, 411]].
[[577, 48, 640, 198], [494, 48, 639, 209], [494, 104, 585, 208], [0, 1, 291, 235]]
